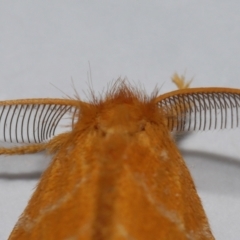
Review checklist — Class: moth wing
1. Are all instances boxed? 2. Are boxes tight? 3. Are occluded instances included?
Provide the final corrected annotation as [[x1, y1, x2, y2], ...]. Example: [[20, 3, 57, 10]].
[[0, 98, 79, 143], [156, 88, 240, 132]]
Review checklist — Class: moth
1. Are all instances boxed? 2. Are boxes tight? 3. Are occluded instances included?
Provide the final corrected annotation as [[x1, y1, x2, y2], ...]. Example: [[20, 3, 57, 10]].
[[1, 74, 239, 240]]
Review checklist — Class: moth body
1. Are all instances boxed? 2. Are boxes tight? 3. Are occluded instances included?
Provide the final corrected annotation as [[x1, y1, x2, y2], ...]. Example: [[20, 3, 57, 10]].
[[8, 81, 214, 239]]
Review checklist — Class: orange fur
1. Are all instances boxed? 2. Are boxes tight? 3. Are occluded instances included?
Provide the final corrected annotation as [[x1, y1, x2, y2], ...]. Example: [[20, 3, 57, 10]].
[[8, 80, 214, 240]]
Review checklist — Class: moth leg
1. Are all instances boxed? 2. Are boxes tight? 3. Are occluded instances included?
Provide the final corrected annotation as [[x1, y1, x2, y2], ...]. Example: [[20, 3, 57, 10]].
[[169, 74, 193, 131], [172, 73, 192, 90], [45, 132, 72, 154], [0, 143, 46, 155], [0, 133, 71, 155]]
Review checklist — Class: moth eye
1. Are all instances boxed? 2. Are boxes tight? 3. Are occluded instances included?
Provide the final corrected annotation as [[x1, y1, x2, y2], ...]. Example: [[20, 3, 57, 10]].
[[139, 122, 146, 131], [101, 131, 107, 137]]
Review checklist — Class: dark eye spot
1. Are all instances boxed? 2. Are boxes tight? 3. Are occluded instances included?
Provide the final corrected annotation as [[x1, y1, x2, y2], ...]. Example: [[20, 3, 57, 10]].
[[101, 130, 107, 137], [139, 122, 146, 131]]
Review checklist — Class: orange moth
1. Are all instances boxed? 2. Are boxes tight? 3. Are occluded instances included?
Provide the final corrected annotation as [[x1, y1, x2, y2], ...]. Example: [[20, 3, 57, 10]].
[[1, 74, 240, 240]]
